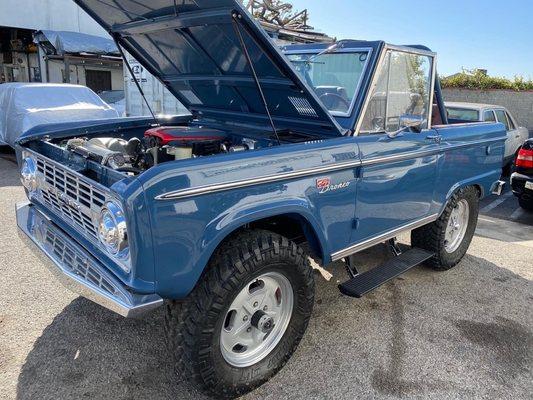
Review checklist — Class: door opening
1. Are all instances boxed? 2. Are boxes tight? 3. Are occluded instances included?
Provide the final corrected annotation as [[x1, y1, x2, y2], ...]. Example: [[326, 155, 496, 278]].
[[85, 69, 112, 93]]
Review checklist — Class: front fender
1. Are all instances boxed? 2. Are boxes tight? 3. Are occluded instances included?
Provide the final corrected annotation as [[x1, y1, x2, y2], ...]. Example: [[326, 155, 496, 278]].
[[139, 137, 359, 299], [151, 194, 328, 299]]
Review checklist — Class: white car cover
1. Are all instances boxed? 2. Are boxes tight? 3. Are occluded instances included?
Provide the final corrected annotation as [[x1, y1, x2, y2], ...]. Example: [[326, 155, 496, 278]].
[[0, 83, 119, 146]]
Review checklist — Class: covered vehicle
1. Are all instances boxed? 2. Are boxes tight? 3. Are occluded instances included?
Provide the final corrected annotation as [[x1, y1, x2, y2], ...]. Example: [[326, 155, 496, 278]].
[[0, 83, 118, 146], [15, 1, 507, 398], [98, 90, 126, 117]]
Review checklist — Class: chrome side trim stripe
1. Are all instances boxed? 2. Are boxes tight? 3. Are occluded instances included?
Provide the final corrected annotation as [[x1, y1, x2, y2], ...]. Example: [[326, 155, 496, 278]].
[[440, 136, 507, 151], [361, 136, 506, 167], [155, 159, 362, 200], [361, 147, 439, 167], [156, 136, 507, 201], [331, 213, 440, 261]]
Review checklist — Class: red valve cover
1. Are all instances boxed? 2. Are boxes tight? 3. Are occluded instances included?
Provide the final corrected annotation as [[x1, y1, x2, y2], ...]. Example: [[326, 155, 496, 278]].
[[144, 126, 226, 145]]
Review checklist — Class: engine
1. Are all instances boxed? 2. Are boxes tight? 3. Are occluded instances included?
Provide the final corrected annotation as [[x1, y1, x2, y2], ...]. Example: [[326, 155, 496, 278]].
[[143, 126, 228, 165], [63, 126, 257, 174]]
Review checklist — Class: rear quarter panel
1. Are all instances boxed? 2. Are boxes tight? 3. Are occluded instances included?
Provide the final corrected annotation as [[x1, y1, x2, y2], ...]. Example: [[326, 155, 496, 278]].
[[433, 122, 506, 210]]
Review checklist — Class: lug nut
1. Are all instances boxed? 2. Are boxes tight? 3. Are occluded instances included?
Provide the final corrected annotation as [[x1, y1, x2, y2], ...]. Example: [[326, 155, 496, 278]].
[[247, 327, 252, 333], [253, 302, 258, 307], [263, 305, 268, 311], [243, 315, 248, 321]]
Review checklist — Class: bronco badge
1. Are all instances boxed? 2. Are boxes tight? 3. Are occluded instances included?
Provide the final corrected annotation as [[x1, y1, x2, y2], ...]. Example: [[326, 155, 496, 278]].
[[316, 177, 351, 194]]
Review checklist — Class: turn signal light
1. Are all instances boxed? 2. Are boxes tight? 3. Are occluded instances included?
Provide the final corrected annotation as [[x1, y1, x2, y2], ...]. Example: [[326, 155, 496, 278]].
[[516, 148, 533, 168]]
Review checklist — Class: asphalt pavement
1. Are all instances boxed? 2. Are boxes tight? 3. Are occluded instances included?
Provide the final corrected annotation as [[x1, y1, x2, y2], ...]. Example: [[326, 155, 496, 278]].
[[479, 173, 533, 226], [0, 155, 531, 400]]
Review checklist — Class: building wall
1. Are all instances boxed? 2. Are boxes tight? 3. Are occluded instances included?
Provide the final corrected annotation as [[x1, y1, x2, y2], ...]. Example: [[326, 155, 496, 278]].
[[1, 1, 124, 91], [45, 60, 124, 91], [0, 0, 107, 37], [0, 51, 40, 82], [442, 88, 533, 132]]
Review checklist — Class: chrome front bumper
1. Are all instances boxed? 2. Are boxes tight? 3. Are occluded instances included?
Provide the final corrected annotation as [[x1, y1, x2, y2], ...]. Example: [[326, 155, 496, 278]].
[[16, 202, 163, 317]]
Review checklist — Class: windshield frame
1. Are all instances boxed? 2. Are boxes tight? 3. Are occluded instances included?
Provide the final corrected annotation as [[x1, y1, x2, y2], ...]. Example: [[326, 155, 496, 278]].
[[284, 47, 373, 118], [354, 44, 437, 135]]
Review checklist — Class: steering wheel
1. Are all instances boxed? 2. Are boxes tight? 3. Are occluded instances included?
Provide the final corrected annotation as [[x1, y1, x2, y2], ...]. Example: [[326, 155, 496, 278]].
[[319, 93, 350, 112]]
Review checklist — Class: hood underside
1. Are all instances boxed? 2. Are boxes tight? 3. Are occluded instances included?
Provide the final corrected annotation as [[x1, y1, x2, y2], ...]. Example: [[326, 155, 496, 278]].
[[74, 0, 344, 137]]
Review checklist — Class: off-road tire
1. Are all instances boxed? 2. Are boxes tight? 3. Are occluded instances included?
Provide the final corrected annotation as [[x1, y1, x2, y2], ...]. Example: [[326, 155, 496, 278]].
[[411, 186, 479, 270], [165, 230, 315, 399], [518, 197, 533, 211]]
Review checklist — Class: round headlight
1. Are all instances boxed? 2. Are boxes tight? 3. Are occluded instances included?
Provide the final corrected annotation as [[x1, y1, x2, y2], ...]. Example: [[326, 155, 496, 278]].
[[98, 201, 128, 259], [21, 157, 38, 194]]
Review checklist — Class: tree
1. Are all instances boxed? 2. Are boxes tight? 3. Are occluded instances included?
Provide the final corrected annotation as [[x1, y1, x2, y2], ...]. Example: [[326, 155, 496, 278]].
[[242, 0, 312, 30], [441, 70, 533, 91]]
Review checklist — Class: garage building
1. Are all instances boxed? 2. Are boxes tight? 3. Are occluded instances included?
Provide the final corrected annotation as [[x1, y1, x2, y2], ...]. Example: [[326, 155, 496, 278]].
[[0, 0, 124, 93]]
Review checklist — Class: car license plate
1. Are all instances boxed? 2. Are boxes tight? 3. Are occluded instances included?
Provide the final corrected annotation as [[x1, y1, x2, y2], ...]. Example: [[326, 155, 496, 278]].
[[525, 181, 533, 191]]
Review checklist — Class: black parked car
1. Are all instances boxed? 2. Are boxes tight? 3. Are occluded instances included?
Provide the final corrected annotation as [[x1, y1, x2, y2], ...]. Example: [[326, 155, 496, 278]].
[[511, 138, 533, 211]]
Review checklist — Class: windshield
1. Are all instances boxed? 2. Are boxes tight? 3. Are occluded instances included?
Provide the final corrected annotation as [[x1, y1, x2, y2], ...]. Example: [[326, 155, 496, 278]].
[[98, 90, 125, 104], [287, 51, 369, 116]]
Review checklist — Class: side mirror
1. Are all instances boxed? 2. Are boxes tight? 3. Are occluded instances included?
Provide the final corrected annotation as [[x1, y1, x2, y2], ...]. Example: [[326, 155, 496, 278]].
[[399, 114, 425, 132], [386, 114, 426, 139], [399, 114, 425, 133]]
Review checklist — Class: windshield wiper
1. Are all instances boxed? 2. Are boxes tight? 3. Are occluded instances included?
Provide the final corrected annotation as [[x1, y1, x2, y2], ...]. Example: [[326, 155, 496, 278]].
[[307, 40, 348, 64], [290, 59, 325, 65]]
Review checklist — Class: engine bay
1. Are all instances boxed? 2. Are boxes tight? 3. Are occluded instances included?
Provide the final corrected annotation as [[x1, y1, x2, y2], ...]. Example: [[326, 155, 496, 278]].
[[22, 116, 326, 189], [57, 125, 261, 175]]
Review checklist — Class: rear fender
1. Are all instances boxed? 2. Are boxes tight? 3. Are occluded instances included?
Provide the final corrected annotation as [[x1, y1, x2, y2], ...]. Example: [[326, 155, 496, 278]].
[[434, 122, 506, 214], [444, 175, 487, 203]]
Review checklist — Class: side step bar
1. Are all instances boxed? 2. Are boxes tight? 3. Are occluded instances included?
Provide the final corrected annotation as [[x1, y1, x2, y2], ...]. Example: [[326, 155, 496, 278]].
[[338, 248, 434, 298]]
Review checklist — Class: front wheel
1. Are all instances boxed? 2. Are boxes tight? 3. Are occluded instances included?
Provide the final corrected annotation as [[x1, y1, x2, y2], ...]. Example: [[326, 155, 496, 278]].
[[412, 186, 479, 270], [165, 230, 315, 399]]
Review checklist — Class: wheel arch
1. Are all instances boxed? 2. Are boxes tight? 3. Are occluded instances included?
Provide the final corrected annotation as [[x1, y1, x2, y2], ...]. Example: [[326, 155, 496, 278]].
[[203, 205, 328, 267], [445, 180, 484, 204], [178, 205, 328, 299]]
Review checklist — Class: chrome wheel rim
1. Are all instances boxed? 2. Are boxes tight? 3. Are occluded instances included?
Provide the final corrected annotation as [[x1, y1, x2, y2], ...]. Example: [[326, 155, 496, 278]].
[[444, 199, 470, 253], [220, 272, 294, 368]]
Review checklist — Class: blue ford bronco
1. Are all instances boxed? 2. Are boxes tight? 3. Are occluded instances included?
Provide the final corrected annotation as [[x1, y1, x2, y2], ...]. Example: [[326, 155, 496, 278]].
[[16, 0, 507, 397]]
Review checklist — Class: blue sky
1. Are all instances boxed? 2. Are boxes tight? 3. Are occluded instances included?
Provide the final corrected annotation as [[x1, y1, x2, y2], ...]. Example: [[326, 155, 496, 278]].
[[288, 0, 532, 79]]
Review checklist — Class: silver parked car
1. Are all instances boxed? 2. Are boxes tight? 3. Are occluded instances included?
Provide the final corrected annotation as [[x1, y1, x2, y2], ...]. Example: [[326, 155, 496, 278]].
[[445, 102, 529, 167]]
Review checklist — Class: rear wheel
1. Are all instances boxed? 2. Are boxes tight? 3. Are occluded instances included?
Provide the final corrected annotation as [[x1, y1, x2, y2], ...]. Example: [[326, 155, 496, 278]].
[[165, 230, 314, 399], [412, 186, 479, 270]]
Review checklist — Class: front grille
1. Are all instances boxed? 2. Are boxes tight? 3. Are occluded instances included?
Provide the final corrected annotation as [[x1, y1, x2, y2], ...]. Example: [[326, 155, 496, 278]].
[[43, 222, 119, 297], [34, 154, 109, 240], [41, 189, 99, 237]]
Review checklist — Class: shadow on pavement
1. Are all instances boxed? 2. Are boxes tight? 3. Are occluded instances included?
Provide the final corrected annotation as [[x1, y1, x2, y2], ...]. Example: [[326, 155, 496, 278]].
[[0, 156, 21, 188], [15, 300, 209, 400], [15, 252, 532, 400]]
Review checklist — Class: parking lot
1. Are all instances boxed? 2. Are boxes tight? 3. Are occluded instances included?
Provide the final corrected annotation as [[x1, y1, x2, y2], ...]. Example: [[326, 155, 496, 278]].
[[479, 178, 533, 225], [0, 155, 531, 400]]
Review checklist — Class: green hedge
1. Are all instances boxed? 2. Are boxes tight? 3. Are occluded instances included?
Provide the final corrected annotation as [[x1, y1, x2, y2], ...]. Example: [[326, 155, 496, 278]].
[[441, 71, 533, 91]]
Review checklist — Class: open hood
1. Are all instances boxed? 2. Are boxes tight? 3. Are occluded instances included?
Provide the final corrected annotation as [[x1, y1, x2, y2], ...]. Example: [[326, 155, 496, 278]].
[[74, 0, 344, 137]]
